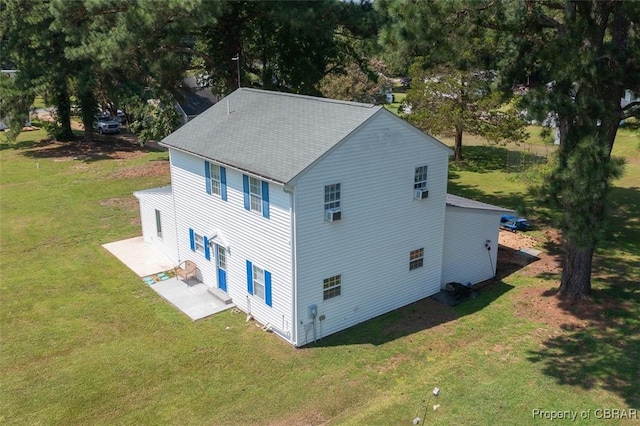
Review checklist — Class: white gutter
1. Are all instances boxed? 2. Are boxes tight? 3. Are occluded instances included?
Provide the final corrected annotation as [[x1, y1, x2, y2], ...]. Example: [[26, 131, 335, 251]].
[[288, 185, 299, 347], [160, 145, 286, 187]]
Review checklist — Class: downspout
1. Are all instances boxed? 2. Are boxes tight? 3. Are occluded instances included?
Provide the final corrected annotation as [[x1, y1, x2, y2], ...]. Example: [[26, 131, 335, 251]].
[[169, 150, 182, 263], [287, 185, 298, 347]]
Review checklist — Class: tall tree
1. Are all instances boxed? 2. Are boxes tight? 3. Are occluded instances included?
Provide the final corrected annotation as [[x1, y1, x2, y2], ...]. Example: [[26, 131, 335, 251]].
[[317, 58, 392, 103], [405, 66, 527, 161], [379, 0, 640, 297], [0, 72, 32, 143], [487, 0, 640, 298], [192, 0, 379, 96], [1, 0, 75, 140], [376, 0, 524, 161]]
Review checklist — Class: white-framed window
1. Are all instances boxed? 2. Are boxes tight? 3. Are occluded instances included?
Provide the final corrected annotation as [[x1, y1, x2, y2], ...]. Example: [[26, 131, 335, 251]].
[[243, 175, 269, 218], [246, 260, 272, 306], [194, 232, 205, 255], [249, 177, 262, 213], [208, 163, 221, 195], [409, 248, 424, 270], [155, 209, 162, 238], [253, 264, 265, 300], [414, 165, 428, 190], [323, 275, 341, 300], [324, 183, 341, 211]]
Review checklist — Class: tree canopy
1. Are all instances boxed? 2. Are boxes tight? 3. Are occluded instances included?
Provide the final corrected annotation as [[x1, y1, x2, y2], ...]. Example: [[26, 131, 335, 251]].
[[1, 0, 380, 141], [377, 0, 640, 297]]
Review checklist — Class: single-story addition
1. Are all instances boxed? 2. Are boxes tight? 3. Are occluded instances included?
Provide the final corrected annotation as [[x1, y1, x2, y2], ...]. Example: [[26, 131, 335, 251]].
[[135, 88, 512, 346]]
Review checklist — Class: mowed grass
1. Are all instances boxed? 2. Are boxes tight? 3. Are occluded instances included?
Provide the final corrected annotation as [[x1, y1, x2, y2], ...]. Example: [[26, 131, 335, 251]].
[[1, 127, 638, 425]]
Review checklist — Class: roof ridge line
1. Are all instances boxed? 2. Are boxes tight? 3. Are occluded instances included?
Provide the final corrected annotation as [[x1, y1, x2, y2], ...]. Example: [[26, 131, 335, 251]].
[[237, 88, 380, 109]]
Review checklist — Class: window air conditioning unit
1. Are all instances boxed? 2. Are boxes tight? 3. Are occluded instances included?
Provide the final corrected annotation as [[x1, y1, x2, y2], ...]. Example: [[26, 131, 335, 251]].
[[415, 188, 429, 199], [325, 208, 342, 222]]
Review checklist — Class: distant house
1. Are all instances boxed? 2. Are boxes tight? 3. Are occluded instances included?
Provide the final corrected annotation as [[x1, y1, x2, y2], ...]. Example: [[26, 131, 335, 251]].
[[135, 88, 511, 346], [175, 76, 222, 124]]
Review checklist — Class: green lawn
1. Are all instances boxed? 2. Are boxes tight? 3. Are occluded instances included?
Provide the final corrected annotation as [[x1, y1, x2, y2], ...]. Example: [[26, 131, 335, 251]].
[[1, 128, 638, 425]]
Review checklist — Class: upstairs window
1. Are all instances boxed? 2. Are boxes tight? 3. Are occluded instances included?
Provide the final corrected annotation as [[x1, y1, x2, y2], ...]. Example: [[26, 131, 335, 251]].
[[243, 175, 270, 218], [249, 177, 262, 212], [205, 161, 227, 200], [324, 183, 341, 211], [324, 183, 342, 221], [414, 166, 428, 190]]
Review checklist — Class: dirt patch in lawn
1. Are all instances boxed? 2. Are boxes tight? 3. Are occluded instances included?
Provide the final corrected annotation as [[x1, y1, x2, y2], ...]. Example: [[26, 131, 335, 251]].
[[497, 229, 563, 278], [497, 229, 615, 333], [108, 161, 170, 179], [25, 133, 155, 162], [494, 228, 598, 331], [513, 286, 592, 330], [22, 114, 167, 163]]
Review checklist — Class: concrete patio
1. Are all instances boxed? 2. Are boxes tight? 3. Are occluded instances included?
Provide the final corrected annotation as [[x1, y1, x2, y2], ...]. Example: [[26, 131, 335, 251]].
[[102, 236, 234, 320], [150, 278, 234, 320]]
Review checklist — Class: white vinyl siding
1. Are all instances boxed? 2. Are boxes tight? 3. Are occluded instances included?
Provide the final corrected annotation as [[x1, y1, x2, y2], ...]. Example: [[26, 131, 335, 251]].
[[135, 186, 179, 264], [293, 111, 450, 345], [168, 149, 293, 342], [442, 206, 501, 286]]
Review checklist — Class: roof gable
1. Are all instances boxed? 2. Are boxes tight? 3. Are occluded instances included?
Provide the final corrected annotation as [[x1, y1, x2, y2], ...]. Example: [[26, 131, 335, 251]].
[[161, 88, 382, 183]]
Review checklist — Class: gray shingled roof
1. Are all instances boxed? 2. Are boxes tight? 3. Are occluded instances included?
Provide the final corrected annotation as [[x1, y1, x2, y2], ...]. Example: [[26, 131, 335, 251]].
[[446, 193, 514, 212], [161, 88, 383, 184]]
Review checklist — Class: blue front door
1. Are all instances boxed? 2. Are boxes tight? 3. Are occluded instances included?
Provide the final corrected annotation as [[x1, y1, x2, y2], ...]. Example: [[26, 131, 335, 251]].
[[216, 245, 227, 292]]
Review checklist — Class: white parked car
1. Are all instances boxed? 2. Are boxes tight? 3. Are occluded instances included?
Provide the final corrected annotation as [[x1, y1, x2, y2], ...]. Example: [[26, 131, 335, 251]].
[[92, 115, 120, 134]]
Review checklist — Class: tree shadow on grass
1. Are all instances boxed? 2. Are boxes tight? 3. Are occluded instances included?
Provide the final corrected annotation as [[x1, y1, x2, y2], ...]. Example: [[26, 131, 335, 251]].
[[525, 185, 640, 407], [526, 285, 640, 407], [304, 282, 513, 348], [0, 137, 54, 151], [450, 145, 550, 174], [450, 145, 509, 173], [13, 133, 165, 163]]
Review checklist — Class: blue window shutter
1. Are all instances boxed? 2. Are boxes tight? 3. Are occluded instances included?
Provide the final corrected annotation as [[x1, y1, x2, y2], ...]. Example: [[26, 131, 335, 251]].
[[205, 161, 212, 195], [261, 181, 269, 219], [265, 270, 272, 307], [189, 228, 195, 251], [220, 167, 227, 201], [246, 260, 253, 294], [242, 175, 250, 210], [204, 236, 211, 260]]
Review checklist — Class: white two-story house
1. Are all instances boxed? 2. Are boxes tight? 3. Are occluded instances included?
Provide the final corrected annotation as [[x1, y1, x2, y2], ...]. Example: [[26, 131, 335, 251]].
[[135, 88, 510, 346]]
